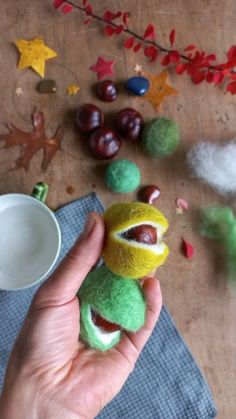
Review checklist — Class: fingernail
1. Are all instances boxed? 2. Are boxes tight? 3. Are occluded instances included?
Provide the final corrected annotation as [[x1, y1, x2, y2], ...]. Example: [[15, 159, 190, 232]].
[[84, 213, 96, 237]]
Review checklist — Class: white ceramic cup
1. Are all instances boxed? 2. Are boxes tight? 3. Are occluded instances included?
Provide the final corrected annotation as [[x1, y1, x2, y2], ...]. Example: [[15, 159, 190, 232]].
[[0, 183, 61, 291]]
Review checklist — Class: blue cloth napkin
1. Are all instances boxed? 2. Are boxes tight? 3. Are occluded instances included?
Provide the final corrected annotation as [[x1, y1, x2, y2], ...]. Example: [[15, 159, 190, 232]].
[[0, 193, 217, 418]]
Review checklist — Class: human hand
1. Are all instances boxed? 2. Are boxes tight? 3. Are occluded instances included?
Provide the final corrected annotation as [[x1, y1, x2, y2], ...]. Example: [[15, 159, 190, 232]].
[[0, 213, 162, 419]]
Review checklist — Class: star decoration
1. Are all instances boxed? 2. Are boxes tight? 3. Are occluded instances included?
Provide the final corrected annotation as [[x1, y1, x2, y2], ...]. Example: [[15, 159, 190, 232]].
[[67, 83, 80, 95], [142, 70, 178, 111], [176, 207, 184, 215], [89, 56, 116, 81], [15, 87, 23, 96], [134, 64, 143, 74], [14, 36, 57, 78]]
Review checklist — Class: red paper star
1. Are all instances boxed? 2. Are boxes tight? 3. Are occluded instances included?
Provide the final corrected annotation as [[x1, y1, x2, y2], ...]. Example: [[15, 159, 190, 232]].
[[89, 56, 116, 80]]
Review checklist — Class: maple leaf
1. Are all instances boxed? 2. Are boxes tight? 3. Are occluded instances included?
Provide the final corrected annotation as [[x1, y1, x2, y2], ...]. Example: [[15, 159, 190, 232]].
[[0, 110, 64, 171], [89, 56, 116, 80], [142, 71, 178, 111]]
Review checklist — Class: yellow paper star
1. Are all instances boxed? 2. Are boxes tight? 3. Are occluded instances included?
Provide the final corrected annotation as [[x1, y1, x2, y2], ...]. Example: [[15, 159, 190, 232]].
[[15, 36, 57, 78], [67, 83, 80, 95], [142, 70, 178, 111]]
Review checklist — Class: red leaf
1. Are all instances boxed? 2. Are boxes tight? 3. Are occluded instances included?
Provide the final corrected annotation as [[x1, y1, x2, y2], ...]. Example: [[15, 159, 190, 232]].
[[144, 24, 155, 40], [123, 11, 131, 26], [227, 45, 236, 62], [161, 53, 171, 66], [169, 50, 180, 63], [182, 239, 194, 259], [115, 24, 124, 34], [175, 63, 187, 75], [144, 46, 158, 62], [184, 44, 196, 52], [169, 29, 175, 47], [103, 11, 122, 21], [124, 36, 134, 49], [104, 25, 116, 36], [227, 81, 236, 94], [83, 0, 88, 5], [61, 4, 73, 13], [213, 71, 224, 85], [53, 0, 65, 9], [230, 72, 236, 80], [207, 54, 216, 62], [133, 43, 142, 52], [85, 5, 93, 14], [191, 71, 206, 84], [206, 71, 214, 83]]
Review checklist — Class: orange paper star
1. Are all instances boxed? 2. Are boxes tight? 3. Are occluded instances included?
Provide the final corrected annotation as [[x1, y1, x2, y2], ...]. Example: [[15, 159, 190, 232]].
[[143, 70, 178, 111], [67, 83, 80, 95]]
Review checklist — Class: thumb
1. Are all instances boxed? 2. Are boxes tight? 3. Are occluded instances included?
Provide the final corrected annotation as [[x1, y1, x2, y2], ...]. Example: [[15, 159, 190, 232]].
[[32, 212, 105, 309]]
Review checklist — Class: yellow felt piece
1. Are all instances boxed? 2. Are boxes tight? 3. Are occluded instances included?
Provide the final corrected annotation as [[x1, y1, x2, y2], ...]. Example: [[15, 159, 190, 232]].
[[102, 202, 169, 279], [15, 37, 57, 78]]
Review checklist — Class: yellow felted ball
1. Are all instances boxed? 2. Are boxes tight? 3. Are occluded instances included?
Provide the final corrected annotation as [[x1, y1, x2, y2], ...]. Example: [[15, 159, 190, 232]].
[[102, 202, 169, 279]]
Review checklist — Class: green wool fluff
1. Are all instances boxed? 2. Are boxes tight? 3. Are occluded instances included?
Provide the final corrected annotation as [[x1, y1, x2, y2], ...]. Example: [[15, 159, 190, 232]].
[[104, 159, 141, 193], [141, 117, 180, 157], [201, 206, 236, 282], [78, 265, 146, 351]]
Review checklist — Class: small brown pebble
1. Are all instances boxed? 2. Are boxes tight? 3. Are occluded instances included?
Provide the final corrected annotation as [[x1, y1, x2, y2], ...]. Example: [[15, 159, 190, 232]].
[[138, 185, 160, 204], [66, 186, 75, 195], [37, 79, 57, 93]]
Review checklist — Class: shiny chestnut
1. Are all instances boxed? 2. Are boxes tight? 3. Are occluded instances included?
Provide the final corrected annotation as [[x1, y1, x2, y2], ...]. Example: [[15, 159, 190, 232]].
[[76, 103, 103, 133], [114, 108, 143, 141], [88, 127, 121, 159], [123, 224, 157, 244], [138, 185, 161, 204], [97, 80, 117, 102]]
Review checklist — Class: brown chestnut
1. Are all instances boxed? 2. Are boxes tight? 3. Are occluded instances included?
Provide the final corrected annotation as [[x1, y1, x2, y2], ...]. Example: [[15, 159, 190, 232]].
[[76, 103, 103, 133], [97, 80, 117, 102], [138, 185, 161, 204], [114, 108, 143, 141], [122, 224, 157, 244], [88, 127, 121, 159]]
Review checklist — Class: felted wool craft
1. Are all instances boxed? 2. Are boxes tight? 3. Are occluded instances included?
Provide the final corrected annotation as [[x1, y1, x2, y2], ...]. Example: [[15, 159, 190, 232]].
[[102, 201, 169, 279], [105, 159, 141, 193], [78, 265, 146, 351], [201, 206, 236, 282], [187, 141, 236, 195], [141, 117, 180, 157]]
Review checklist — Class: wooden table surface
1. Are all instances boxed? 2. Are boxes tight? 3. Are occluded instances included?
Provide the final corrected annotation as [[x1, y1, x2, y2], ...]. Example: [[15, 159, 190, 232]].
[[1, 1, 236, 417]]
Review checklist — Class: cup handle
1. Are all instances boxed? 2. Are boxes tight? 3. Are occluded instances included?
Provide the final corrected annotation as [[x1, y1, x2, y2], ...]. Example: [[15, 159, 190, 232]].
[[31, 182, 49, 203]]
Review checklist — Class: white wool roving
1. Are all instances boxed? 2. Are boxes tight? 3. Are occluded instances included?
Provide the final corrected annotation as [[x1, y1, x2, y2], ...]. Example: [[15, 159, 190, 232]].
[[187, 141, 236, 195]]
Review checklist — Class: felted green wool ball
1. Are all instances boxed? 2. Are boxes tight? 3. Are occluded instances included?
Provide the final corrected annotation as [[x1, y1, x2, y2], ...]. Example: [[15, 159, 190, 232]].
[[141, 117, 180, 157], [78, 264, 146, 351], [105, 159, 141, 193]]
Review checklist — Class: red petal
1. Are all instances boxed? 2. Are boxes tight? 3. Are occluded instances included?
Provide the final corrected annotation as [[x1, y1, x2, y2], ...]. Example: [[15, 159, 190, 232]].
[[61, 4, 73, 13], [169, 29, 176, 47], [227, 45, 236, 61], [182, 239, 194, 259], [206, 71, 214, 83], [53, 0, 65, 9], [103, 11, 122, 21], [227, 81, 236, 94], [83, 0, 88, 5], [169, 50, 180, 63], [115, 24, 124, 34], [144, 23, 155, 40], [123, 11, 131, 26], [191, 71, 205, 84], [175, 63, 187, 74], [144, 46, 158, 61], [104, 25, 116, 36], [184, 44, 196, 52], [85, 5, 93, 14], [124, 36, 134, 49], [133, 43, 142, 52], [213, 71, 224, 85], [161, 53, 171, 66], [230, 72, 236, 80]]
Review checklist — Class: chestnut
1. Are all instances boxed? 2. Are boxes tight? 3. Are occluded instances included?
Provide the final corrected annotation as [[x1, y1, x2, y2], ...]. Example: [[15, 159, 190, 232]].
[[97, 80, 117, 102], [138, 185, 161, 204], [114, 108, 143, 141], [92, 311, 120, 333], [76, 103, 103, 133], [123, 224, 157, 244], [88, 127, 121, 159]]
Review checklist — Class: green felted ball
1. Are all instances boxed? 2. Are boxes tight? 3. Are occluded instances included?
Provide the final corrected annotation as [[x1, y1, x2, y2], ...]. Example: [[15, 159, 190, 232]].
[[104, 159, 141, 193], [78, 265, 146, 351], [141, 117, 180, 157]]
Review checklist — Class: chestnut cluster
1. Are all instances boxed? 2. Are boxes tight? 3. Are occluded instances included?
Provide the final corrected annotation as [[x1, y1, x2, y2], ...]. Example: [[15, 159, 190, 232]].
[[75, 80, 143, 159]]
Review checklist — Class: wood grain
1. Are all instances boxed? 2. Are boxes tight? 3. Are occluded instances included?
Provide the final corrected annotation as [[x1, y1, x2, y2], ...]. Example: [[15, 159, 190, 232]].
[[0, 0, 236, 417]]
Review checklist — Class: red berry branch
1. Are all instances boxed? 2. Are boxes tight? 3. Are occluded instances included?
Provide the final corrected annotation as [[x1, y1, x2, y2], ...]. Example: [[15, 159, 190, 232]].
[[53, 0, 236, 94]]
